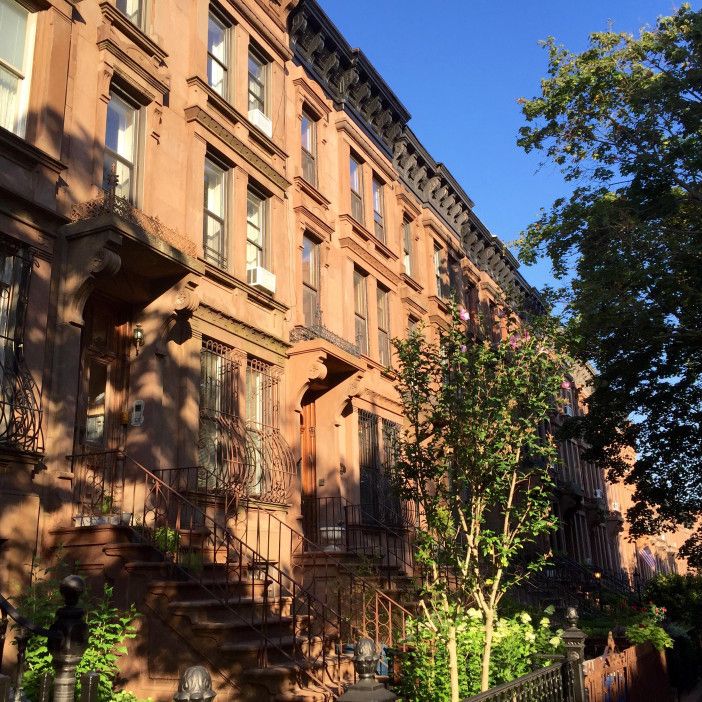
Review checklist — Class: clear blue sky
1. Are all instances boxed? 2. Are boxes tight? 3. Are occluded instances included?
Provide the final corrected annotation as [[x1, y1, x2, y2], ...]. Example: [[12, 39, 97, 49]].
[[321, 0, 698, 291]]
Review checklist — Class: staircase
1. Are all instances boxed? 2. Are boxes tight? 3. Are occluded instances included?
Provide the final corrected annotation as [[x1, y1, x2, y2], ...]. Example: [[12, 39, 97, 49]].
[[53, 451, 412, 701]]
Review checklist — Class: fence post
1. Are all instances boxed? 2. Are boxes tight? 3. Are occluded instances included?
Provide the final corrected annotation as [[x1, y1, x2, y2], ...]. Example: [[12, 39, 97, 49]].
[[338, 638, 397, 701], [47, 576, 88, 702], [173, 666, 216, 702], [79, 671, 101, 702], [0, 674, 10, 702], [562, 606, 587, 702]]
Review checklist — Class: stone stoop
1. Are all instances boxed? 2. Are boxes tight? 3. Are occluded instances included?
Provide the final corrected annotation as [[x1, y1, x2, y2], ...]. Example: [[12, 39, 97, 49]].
[[48, 524, 347, 702]]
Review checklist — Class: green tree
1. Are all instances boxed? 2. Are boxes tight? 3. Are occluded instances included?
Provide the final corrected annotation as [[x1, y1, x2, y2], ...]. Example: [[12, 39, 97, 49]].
[[392, 308, 569, 697], [517, 5, 702, 564]]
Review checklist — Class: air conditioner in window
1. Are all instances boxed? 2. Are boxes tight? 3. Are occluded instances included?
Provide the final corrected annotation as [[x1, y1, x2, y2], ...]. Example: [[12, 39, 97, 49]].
[[248, 108, 273, 138], [594, 488, 603, 499], [247, 265, 276, 295]]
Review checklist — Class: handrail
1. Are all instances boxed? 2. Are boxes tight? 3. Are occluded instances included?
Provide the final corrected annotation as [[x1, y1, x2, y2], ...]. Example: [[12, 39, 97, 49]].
[[0, 592, 49, 636], [461, 662, 565, 702]]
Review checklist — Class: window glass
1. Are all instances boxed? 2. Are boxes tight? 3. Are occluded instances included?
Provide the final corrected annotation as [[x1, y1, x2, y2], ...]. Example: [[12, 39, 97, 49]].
[[207, 12, 228, 97], [350, 157, 361, 193], [85, 359, 108, 445], [402, 219, 412, 275], [350, 156, 364, 222], [433, 245, 445, 297], [372, 176, 384, 241], [377, 286, 391, 366], [302, 235, 320, 326], [203, 159, 226, 267], [0, 0, 32, 135], [116, 0, 142, 26], [0, 0, 26, 69], [248, 49, 266, 113], [354, 268, 368, 354], [246, 188, 267, 268], [301, 110, 317, 185], [103, 92, 137, 200]]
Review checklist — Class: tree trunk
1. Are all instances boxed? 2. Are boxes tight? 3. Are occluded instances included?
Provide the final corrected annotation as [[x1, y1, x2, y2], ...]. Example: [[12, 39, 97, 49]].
[[480, 609, 495, 692], [447, 622, 460, 702]]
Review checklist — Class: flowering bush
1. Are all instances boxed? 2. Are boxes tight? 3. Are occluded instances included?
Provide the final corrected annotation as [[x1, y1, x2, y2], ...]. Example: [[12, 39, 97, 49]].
[[397, 605, 563, 701], [625, 603, 673, 651]]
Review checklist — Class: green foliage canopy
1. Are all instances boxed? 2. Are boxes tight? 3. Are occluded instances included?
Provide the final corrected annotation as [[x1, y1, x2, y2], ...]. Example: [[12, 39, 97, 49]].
[[517, 5, 702, 564]]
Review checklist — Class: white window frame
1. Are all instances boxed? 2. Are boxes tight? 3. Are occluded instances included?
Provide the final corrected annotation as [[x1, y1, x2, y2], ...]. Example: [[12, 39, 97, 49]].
[[402, 218, 413, 276], [377, 285, 391, 367], [246, 186, 268, 269], [115, 0, 144, 29], [372, 175, 384, 242], [247, 44, 267, 116], [203, 157, 228, 269], [103, 89, 141, 203], [0, 0, 36, 138], [207, 7, 230, 99]]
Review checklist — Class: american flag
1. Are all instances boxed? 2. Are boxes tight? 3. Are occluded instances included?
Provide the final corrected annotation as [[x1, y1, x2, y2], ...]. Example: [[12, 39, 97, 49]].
[[639, 547, 656, 570]]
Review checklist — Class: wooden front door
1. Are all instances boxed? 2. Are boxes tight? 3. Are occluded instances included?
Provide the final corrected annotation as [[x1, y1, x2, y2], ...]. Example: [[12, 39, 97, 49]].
[[77, 296, 130, 453], [300, 400, 317, 544]]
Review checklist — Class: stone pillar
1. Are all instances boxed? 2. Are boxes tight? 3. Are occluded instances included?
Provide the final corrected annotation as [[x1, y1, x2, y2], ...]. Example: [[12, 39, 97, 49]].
[[338, 638, 397, 702], [47, 576, 88, 702], [562, 606, 587, 702]]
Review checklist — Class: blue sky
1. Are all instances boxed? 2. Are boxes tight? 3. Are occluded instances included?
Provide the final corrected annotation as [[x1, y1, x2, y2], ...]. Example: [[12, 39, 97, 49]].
[[321, 0, 697, 291]]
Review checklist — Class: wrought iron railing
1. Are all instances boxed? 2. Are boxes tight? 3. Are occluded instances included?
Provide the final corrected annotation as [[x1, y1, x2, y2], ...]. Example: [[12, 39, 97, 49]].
[[462, 661, 569, 702], [290, 308, 360, 357], [70, 181, 197, 258], [0, 343, 43, 455], [70, 450, 411, 697]]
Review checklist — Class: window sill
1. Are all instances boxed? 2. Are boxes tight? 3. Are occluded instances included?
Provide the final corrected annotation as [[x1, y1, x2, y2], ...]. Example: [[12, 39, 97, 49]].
[[99, 2, 168, 65], [203, 261, 288, 314], [400, 272, 422, 293], [295, 176, 330, 209], [0, 127, 66, 176], [339, 213, 398, 261]]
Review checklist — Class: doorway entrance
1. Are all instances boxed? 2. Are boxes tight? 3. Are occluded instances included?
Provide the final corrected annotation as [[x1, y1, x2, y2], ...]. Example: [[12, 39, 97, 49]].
[[300, 399, 317, 544]]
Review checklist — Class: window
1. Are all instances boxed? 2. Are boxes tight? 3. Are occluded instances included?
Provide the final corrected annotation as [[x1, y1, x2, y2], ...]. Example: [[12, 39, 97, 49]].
[[302, 234, 320, 326], [353, 268, 368, 355], [372, 176, 384, 242], [407, 315, 419, 336], [115, 0, 143, 27], [350, 155, 364, 223], [207, 9, 229, 98], [301, 109, 317, 186], [103, 90, 139, 202], [448, 256, 462, 303], [402, 218, 413, 276], [248, 46, 267, 114], [203, 158, 227, 268], [433, 244, 446, 298], [377, 285, 391, 367], [246, 187, 268, 269], [0, 0, 35, 137], [465, 282, 479, 335]]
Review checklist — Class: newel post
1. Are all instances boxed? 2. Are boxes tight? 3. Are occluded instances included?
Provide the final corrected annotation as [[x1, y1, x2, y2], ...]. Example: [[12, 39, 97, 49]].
[[562, 606, 588, 702], [47, 576, 88, 702], [338, 638, 397, 701], [173, 666, 216, 702]]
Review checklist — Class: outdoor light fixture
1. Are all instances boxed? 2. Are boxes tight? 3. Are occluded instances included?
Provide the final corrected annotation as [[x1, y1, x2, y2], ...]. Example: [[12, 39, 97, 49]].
[[132, 323, 145, 354], [593, 568, 602, 580]]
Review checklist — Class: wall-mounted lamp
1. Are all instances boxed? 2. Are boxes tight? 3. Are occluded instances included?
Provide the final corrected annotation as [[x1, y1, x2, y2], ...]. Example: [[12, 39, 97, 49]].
[[593, 568, 602, 580], [132, 323, 145, 354]]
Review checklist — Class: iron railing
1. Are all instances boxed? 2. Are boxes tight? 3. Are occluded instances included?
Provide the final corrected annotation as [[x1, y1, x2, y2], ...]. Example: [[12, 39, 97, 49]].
[[70, 450, 411, 697], [462, 661, 569, 702], [289, 308, 361, 356], [70, 180, 197, 258], [0, 344, 43, 455]]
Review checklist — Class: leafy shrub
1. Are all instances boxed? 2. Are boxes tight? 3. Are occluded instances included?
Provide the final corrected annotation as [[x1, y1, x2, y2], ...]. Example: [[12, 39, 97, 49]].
[[16, 562, 148, 702], [625, 603, 673, 652], [154, 526, 179, 553], [396, 605, 563, 701]]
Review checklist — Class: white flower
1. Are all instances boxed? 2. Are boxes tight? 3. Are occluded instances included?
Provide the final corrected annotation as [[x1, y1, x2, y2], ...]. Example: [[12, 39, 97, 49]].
[[549, 636, 561, 647], [525, 631, 536, 642], [519, 612, 532, 624], [540, 617, 550, 628]]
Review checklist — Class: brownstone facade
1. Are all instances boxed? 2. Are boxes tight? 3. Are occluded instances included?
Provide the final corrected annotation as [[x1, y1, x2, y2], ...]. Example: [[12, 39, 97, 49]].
[[0, 0, 689, 698]]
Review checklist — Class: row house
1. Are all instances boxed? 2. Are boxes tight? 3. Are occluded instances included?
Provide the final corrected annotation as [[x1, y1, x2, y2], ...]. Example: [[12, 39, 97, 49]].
[[0, 0, 686, 698]]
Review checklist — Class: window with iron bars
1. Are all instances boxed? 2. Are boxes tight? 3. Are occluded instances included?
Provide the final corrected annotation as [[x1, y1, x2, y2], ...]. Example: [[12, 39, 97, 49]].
[[358, 409, 402, 527], [0, 243, 43, 454]]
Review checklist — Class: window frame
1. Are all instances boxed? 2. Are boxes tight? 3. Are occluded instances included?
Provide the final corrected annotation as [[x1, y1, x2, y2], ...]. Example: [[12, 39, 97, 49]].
[[115, 0, 144, 29], [247, 43, 268, 116], [433, 244, 446, 298], [207, 6, 230, 99], [402, 217, 413, 276], [376, 285, 391, 367], [349, 154, 364, 224], [246, 185, 269, 270], [353, 267, 368, 355], [0, 0, 36, 138], [103, 88, 141, 203], [372, 175, 385, 242], [300, 108, 317, 186], [302, 233, 320, 327], [203, 156, 228, 269]]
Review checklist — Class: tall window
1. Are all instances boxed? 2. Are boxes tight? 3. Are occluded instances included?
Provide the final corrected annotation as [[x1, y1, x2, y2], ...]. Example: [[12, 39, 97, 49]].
[[353, 268, 368, 355], [302, 234, 320, 326], [448, 256, 462, 303], [350, 155, 364, 223], [465, 282, 479, 335], [402, 218, 413, 276], [203, 158, 227, 268], [433, 244, 445, 298], [377, 285, 391, 367], [372, 176, 384, 242], [246, 187, 267, 269], [0, 0, 35, 137], [115, 0, 143, 27], [301, 109, 317, 186], [207, 9, 229, 98], [248, 46, 266, 114], [103, 91, 139, 201]]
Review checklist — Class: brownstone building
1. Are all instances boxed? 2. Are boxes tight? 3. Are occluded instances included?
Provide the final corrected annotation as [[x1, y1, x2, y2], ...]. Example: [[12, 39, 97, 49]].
[[0, 0, 688, 699]]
